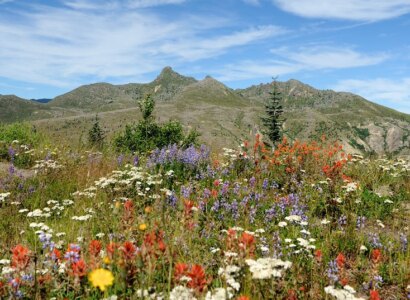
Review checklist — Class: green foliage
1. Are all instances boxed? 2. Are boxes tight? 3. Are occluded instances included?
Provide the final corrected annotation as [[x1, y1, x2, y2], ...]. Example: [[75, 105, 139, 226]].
[[88, 115, 106, 148], [114, 94, 199, 153], [261, 80, 285, 146], [0, 123, 41, 166], [138, 94, 156, 121], [0, 122, 40, 145], [353, 127, 370, 140]]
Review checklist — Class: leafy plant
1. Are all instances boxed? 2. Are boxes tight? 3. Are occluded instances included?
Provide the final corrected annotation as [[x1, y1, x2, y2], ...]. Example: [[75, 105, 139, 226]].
[[114, 94, 199, 153]]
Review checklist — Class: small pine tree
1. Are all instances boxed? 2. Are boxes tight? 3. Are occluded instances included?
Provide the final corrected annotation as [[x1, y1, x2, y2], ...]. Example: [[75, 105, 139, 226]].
[[261, 79, 285, 146], [88, 114, 105, 148]]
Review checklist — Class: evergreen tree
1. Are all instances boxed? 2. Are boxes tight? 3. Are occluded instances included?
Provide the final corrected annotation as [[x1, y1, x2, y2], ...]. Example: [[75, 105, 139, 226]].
[[88, 114, 105, 148], [261, 79, 285, 146]]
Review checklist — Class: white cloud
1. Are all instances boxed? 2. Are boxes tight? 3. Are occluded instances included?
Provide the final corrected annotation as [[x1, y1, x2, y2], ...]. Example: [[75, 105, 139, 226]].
[[272, 0, 410, 21], [64, 0, 186, 10], [242, 0, 260, 5], [272, 46, 388, 69], [333, 78, 410, 113], [157, 25, 286, 61], [215, 46, 387, 81], [0, 2, 282, 87], [127, 0, 187, 8]]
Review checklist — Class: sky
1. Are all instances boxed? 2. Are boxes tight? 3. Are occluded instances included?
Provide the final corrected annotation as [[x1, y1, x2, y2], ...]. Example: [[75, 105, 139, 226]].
[[0, 0, 410, 113]]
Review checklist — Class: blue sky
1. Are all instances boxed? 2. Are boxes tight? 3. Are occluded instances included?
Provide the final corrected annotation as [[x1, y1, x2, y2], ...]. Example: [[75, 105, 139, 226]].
[[0, 0, 410, 113]]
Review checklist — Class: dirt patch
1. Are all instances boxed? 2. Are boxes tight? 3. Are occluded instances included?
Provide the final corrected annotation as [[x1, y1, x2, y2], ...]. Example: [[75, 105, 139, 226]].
[[0, 162, 35, 179]]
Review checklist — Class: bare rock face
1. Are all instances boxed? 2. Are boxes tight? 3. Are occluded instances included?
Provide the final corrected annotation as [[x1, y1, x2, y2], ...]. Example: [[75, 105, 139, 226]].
[[386, 126, 404, 153], [367, 124, 385, 154]]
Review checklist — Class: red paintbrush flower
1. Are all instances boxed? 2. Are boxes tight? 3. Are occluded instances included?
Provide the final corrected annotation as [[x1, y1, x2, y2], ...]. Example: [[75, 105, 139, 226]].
[[121, 241, 137, 260], [71, 259, 87, 277], [106, 242, 118, 257], [336, 253, 346, 268], [89, 240, 102, 257], [187, 264, 207, 292], [370, 290, 380, 300], [11, 245, 30, 269], [124, 200, 134, 211], [239, 232, 255, 256], [174, 262, 189, 281], [371, 249, 382, 263], [314, 249, 322, 262]]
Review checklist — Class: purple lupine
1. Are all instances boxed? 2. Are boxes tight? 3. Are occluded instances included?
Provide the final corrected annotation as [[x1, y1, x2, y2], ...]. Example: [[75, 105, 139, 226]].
[[369, 233, 383, 248], [400, 233, 408, 251], [221, 182, 229, 196], [272, 232, 282, 258], [338, 215, 347, 227], [203, 188, 211, 199], [373, 275, 383, 288], [8, 164, 15, 176], [166, 193, 178, 208], [133, 155, 139, 166], [249, 176, 256, 188], [117, 154, 124, 166], [181, 185, 191, 199], [211, 200, 220, 212], [326, 260, 339, 284], [356, 216, 366, 229], [262, 178, 269, 190], [249, 206, 257, 224], [265, 206, 277, 223], [230, 200, 239, 220], [8, 147, 16, 160], [233, 182, 241, 195]]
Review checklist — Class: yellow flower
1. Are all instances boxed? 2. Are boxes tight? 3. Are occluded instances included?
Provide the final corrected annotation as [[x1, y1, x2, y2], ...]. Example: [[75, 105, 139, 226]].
[[144, 206, 152, 214], [89, 268, 114, 291], [139, 223, 147, 231], [103, 256, 111, 264]]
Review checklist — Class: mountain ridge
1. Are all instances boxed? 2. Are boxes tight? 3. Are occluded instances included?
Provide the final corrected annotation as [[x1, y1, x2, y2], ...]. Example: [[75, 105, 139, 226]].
[[1, 67, 409, 155]]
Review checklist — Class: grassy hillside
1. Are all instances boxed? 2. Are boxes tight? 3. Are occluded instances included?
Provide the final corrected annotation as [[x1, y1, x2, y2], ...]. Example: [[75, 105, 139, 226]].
[[1, 69, 409, 156], [0, 95, 53, 122]]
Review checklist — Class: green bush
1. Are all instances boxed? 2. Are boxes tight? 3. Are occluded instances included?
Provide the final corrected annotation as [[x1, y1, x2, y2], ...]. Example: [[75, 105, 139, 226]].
[[114, 94, 199, 153], [0, 122, 40, 145], [0, 123, 41, 165]]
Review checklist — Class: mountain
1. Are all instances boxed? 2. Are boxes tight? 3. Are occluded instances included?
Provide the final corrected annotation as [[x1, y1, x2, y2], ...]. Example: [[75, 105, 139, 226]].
[[0, 95, 53, 122], [238, 80, 410, 154], [31, 98, 53, 104], [1, 68, 409, 155], [48, 67, 197, 111]]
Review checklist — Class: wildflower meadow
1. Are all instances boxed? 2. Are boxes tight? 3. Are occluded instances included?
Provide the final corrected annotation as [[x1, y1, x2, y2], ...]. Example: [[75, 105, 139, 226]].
[[0, 133, 409, 299]]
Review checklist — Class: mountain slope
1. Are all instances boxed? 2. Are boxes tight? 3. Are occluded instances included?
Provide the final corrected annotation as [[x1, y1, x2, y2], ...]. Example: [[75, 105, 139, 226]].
[[48, 67, 197, 112], [0, 95, 53, 122], [1, 69, 409, 155], [238, 80, 410, 154]]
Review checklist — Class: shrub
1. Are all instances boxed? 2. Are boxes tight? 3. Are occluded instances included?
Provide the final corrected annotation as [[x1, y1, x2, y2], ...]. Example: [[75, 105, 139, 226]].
[[0, 123, 41, 166], [114, 94, 199, 153]]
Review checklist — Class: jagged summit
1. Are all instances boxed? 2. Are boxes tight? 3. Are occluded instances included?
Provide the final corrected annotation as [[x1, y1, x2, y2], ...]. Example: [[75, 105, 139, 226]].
[[154, 66, 196, 84]]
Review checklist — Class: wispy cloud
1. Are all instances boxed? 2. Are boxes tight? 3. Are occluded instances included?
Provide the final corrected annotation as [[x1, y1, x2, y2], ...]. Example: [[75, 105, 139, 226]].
[[333, 78, 410, 113], [271, 46, 388, 69], [64, 0, 187, 10], [242, 0, 260, 6], [0, 2, 283, 87], [215, 46, 388, 81], [272, 0, 410, 21], [127, 0, 187, 8]]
